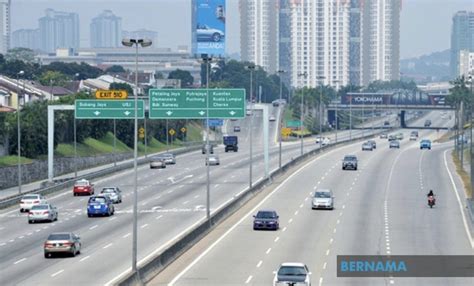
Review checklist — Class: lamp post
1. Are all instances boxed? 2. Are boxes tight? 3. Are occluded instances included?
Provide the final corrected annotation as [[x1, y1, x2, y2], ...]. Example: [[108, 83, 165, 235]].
[[317, 76, 326, 150], [277, 69, 285, 168], [468, 74, 473, 199], [202, 54, 213, 221], [121, 38, 152, 275], [297, 72, 308, 155], [247, 64, 256, 188], [349, 86, 353, 141], [74, 73, 80, 176], [16, 71, 24, 194], [333, 80, 340, 143]]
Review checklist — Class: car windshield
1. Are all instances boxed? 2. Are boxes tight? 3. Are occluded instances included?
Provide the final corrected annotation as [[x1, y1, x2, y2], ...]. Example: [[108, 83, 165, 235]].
[[89, 197, 106, 203], [344, 156, 356, 161], [22, 195, 39, 200], [31, 205, 49, 210], [278, 266, 307, 276], [256, 211, 276, 218], [75, 181, 88, 186], [102, 189, 116, 193], [315, 192, 331, 198], [47, 233, 70, 240]]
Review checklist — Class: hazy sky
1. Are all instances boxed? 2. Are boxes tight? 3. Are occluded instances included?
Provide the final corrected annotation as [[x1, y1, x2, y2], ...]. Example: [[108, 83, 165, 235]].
[[12, 0, 474, 59]]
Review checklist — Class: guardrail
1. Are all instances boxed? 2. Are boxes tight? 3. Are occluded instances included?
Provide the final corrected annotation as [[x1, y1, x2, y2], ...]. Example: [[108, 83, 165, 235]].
[[0, 145, 202, 210], [116, 131, 384, 286]]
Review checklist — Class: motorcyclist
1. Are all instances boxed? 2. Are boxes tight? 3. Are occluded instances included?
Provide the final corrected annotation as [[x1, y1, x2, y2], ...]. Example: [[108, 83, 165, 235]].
[[427, 190, 434, 197]]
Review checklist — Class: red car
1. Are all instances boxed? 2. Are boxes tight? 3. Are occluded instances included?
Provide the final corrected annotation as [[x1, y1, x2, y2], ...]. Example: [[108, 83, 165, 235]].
[[73, 179, 94, 196]]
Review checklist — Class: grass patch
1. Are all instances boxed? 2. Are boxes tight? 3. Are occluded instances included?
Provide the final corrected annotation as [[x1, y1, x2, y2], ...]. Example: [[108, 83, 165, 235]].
[[284, 108, 295, 122], [451, 150, 473, 198], [434, 131, 454, 143], [138, 137, 182, 156], [186, 121, 204, 142], [0, 155, 33, 167], [55, 132, 131, 157]]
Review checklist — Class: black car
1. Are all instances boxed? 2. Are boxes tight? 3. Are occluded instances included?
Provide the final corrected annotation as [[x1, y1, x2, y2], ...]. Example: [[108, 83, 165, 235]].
[[202, 144, 214, 154], [253, 210, 279, 230], [342, 155, 358, 170]]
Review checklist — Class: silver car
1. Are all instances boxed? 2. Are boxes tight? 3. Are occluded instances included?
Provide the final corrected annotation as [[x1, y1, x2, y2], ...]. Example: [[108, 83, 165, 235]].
[[206, 155, 220, 166], [273, 262, 311, 286], [362, 142, 373, 151], [101, 187, 122, 204], [28, 204, 58, 223], [312, 190, 334, 210], [44, 232, 81, 258], [160, 153, 176, 165], [20, 194, 47, 212], [150, 156, 166, 169], [389, 140, 400, 148]]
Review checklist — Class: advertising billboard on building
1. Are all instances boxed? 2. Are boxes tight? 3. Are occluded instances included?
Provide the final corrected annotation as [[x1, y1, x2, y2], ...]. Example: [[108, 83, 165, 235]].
[[192, 0, 226, 56]]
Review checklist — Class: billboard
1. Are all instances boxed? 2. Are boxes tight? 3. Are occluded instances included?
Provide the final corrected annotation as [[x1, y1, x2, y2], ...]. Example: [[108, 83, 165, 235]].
[[192, 0, 226, 56], [342, 93, 393, 105]]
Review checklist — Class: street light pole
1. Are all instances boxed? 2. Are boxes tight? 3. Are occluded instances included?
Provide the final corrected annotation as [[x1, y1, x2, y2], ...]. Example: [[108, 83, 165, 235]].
[[202, 54, 212, 221], [122, 38, 152, 276], [247, 64, 256, 188], [297, 72, 307, 155], [317, 76, 326, 150], [277, 69, 285, 168], [16, 71, 24, 194]]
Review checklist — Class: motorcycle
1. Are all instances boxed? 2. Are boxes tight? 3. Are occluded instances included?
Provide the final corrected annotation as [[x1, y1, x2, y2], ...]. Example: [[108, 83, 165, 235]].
[[428, 195, 436, 208]]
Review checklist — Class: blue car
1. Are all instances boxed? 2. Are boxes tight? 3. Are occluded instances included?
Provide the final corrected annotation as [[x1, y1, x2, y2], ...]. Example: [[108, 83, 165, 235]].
[[420, 139, 431, 150], [87, 195, 115, 217], [253, 210, 279, 230]]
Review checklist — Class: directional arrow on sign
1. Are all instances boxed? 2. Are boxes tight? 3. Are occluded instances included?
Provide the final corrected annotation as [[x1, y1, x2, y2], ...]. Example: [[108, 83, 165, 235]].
[[229, 111, 236, 115], [124, 111, 131, 116], [199, 111, 205, 116], [94, 111, 100, 116], [166, 111, 173, 116]]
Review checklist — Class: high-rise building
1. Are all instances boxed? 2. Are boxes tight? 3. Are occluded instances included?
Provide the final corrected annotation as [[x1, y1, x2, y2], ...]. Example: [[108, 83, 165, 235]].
[[12, 29, 40, 50], [122, 29, 158, 45], [0, 0, 11, 54], [450, 11, 474, 78], [459, 49, 474, 77], [279, 0, 292, 88], [239, 0, 279, 74], [90, 10, 122, 48], [38, 9, 80, 53], [361, 0, 401, 86]]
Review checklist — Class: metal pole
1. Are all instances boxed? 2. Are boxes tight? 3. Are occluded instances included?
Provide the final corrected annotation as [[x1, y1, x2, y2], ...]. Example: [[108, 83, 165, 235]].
[[144, 115, 148, 157], [349, 93, 352, 141], [249, 65, 254, 188], [74, 118, 77, 177], [278, 70, 283, 168], [319, 83, 323, 151], [16, 72, 23, 194], [113, 119, 117, 167], [461, 101, 464, 167], [205, 56, 211, 221], [166, 119, 169, 152], [301, 86, 304, 155], [132, 43, 139, 274], [470, 78, 473, 198]]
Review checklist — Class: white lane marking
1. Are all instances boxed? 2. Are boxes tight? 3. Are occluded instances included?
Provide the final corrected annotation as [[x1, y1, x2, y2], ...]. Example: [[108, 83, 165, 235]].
[[274, 237, 280, 242], [109, 217, 117, 221], [103, 243, 113, 249], [288, 218, 293, 223], [80, 255, 90, 262], [256, 260, 263, 268], [329, 238, 334, 244], [51, 269, 64, 277], [300, 203, 304, 208], [326, 249, 330, 256], [27, 232, 33, 236], [333, 228, 337, 233], [0, 242, 6, 246], [282, 227, 287, 232], [156, 215, 163, 220], [141, 224, 149, 229], [13, 258, 26, 265], [323, 262, 327, 269], [89, 225, 98, 230], [266, 248, 272, 254], [141, 201, 148, 206], [194, 195, 199, 199], [19, 236, 24, 239], [319, 277, 323, 286], [390, 279, 395, 284], [294, 211, 299, 215], [9, 239, 14, 242], [122, 233, 131, 238], [342, 205, 345, 209], [245, 275, 253, 284], [336, 220, 340, 224], [443, 150, 474, 248], [182, 201, 189, 205]]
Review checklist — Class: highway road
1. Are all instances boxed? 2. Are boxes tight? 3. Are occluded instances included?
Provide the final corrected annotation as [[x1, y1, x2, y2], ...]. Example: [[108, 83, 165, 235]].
[[0, 104, 385, 286], [157, 111, 474, 286]]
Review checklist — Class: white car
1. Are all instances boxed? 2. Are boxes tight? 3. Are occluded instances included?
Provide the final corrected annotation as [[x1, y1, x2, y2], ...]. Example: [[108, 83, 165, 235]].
[[409, 134, 417, 141], [28, 204, 58, 223], [273, 262, 311, 286], [312, 189, 334, 210], [206, 155, 220, 166], [315, 137, 331, 146], [20, 194, 47, 212], [269, 116, 276, 121]]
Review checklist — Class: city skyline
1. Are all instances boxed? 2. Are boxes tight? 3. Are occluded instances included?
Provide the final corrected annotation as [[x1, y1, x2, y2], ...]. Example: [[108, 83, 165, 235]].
[[8, 0, 474, 59]]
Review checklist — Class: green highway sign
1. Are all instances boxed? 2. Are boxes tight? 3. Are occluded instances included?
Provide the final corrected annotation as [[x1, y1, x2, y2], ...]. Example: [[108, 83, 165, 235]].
[[75, 100, 145, 119], [286, 120, 302, 128], [149, 89, 246, 119]]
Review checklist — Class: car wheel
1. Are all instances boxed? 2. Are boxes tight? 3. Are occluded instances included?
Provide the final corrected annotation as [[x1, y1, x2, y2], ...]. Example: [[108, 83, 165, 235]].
[[44, 252, 50, 258], [71, 247, 76, 257], [212, 33, 221, 42], [28, 220, 33, 224], [87, 213, 92, 217]]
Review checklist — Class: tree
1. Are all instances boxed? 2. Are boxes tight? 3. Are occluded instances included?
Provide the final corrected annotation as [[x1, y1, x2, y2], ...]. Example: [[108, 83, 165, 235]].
[[168, 69, 194, 87], [109, 82, 134, 95], [447, 76, 472, 111], [39, 70, 69, 87], [40, 62, 104, 79], [105, 65, 126, 73], [5, 48, 36, 63]]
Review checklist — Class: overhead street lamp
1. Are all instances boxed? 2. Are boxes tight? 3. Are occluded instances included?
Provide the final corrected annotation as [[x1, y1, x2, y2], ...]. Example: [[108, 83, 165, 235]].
[[468, 73, 473, 199], [247, 64, 256, 188], [317, 76, 326, 151], [297, 72, 308, 156], [121, 37, 152, 276], [333, 80, 340, 143], [277, 69, 285, 168], [16, 70, 24, 194]]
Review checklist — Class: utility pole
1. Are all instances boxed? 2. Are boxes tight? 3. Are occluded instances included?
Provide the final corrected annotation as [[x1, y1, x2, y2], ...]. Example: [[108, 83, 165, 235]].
[[297, 72, 308, 155]]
